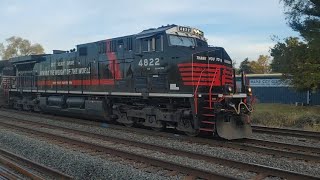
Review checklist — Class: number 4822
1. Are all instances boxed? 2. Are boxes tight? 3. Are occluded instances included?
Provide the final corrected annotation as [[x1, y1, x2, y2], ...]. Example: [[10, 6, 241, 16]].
[[138, 58, 160, 67]]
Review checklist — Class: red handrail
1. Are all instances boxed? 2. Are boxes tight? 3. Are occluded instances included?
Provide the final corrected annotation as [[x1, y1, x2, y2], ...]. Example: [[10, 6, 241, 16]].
[[194, 68, 206, 114], [209, 68, 219, 109]]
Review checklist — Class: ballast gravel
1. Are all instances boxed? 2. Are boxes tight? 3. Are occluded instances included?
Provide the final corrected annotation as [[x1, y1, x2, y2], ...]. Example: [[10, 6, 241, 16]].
[[1, 122, 255, 179], [0, 129, 181, 180], [0, 110, 320, 178]]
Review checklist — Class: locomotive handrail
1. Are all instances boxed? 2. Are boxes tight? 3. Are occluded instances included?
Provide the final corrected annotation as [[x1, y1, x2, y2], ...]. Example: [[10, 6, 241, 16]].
[[209, 68, 219, 109], [194, 68, 206, 114]]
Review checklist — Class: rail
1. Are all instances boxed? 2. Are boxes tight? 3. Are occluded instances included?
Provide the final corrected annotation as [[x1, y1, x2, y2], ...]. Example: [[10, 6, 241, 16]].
[[0, 148, 72, 179], [252, 125, 320, 140]]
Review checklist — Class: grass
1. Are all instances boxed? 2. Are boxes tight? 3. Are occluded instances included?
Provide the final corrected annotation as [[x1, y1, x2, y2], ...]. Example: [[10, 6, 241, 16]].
[[251, 103, 320, 132]]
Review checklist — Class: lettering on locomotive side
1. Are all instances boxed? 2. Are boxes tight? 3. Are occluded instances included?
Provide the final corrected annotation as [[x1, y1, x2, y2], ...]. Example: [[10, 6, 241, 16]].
[[138, 58, 160, 67], [67, 61, 75, 66], [215, 57, 222, 63], [196, 56, 224, 63], [224, 60, 232, 64], [43, 60, 90, 76], [51, 60, 75, 67], [18, 70, 34, 75], [52, 81, 71, 85], [195, 56, 232, 65], [196, 56, 206, 61], [208, 57, 215, 61], [39, 67, 90, 76]]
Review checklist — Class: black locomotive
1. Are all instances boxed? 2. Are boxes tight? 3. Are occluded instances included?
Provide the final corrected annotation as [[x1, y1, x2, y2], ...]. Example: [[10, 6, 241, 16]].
[[0, 25, 253, 140]]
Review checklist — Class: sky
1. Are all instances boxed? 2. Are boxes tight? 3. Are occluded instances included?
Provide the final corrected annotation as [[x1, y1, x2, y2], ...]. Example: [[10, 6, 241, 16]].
[[0, 0, 299, 65]]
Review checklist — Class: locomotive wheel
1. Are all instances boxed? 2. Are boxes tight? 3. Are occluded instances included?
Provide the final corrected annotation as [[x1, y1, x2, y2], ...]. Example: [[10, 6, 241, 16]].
[[151, 121, 166, 132], [185, 129, 199, 137], [33, 104, 41, 112], [123, 117, 134, 127], [13, 102, 22, 111], [124, 122, 134, 127], [23, 104, 31, 111], [179, 119, 199, 137]]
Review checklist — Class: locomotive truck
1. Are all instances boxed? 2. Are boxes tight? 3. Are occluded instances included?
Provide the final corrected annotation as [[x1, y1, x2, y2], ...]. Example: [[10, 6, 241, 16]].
[[0, 24, 253, 140]]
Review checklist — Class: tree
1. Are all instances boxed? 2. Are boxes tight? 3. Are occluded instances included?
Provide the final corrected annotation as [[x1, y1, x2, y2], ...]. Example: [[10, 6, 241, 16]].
[[232, 61, 240, 74], [239, 58, 254, 74], [0, 36, 45, 60], [282, 0, 320, 47], [250, 55, 271, 74], [239, 56, 270, 74], [270, 0, 320, 91], [270, 37, 320, 91]]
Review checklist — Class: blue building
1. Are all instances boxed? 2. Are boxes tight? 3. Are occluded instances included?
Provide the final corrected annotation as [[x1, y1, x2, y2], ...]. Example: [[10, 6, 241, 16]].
[[236, 74, 320, 105]]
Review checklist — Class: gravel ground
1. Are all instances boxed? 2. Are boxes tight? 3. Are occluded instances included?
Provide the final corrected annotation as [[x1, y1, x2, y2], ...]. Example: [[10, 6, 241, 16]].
[[0, 128, 181, 180], [1, 111, 320, 178], [0, 122, 255, 179]]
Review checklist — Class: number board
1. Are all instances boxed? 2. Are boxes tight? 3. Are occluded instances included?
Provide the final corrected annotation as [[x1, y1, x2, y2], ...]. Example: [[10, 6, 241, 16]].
[[178, 26, 204, 37], [138, 58, 160, 67]]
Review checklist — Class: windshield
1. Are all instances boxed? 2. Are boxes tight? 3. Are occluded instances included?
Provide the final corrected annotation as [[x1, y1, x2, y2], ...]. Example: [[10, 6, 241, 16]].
[[169, 35, 195, 47]]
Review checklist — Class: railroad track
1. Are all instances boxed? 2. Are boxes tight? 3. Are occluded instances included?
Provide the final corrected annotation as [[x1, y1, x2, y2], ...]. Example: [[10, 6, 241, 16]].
[[0, 165, 21, 179], [1, 109, 320, 163], [0, 147, 72, 180], [239, 138, 320, 158], [6, 108, 320, 142], [252, 125, 320, 140], [0, 115, 318, 179], [0, 118, 233, 180]]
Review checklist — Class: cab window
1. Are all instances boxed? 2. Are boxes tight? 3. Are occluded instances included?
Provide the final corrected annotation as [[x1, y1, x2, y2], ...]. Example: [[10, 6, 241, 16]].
[[169, 35, 195, 47], [196, 39, 208, 47], [141, 35, 163, 52], [142, 39, 150, 52]]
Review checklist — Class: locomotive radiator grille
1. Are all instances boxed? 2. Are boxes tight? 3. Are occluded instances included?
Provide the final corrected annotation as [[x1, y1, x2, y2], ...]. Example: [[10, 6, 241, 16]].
[[178, 63, 233, 86]]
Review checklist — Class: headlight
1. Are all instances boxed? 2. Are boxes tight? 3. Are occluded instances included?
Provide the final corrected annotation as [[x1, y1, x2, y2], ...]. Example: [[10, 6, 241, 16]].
[[225, 85, 233, 94], [247, 87, 252, 96]]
